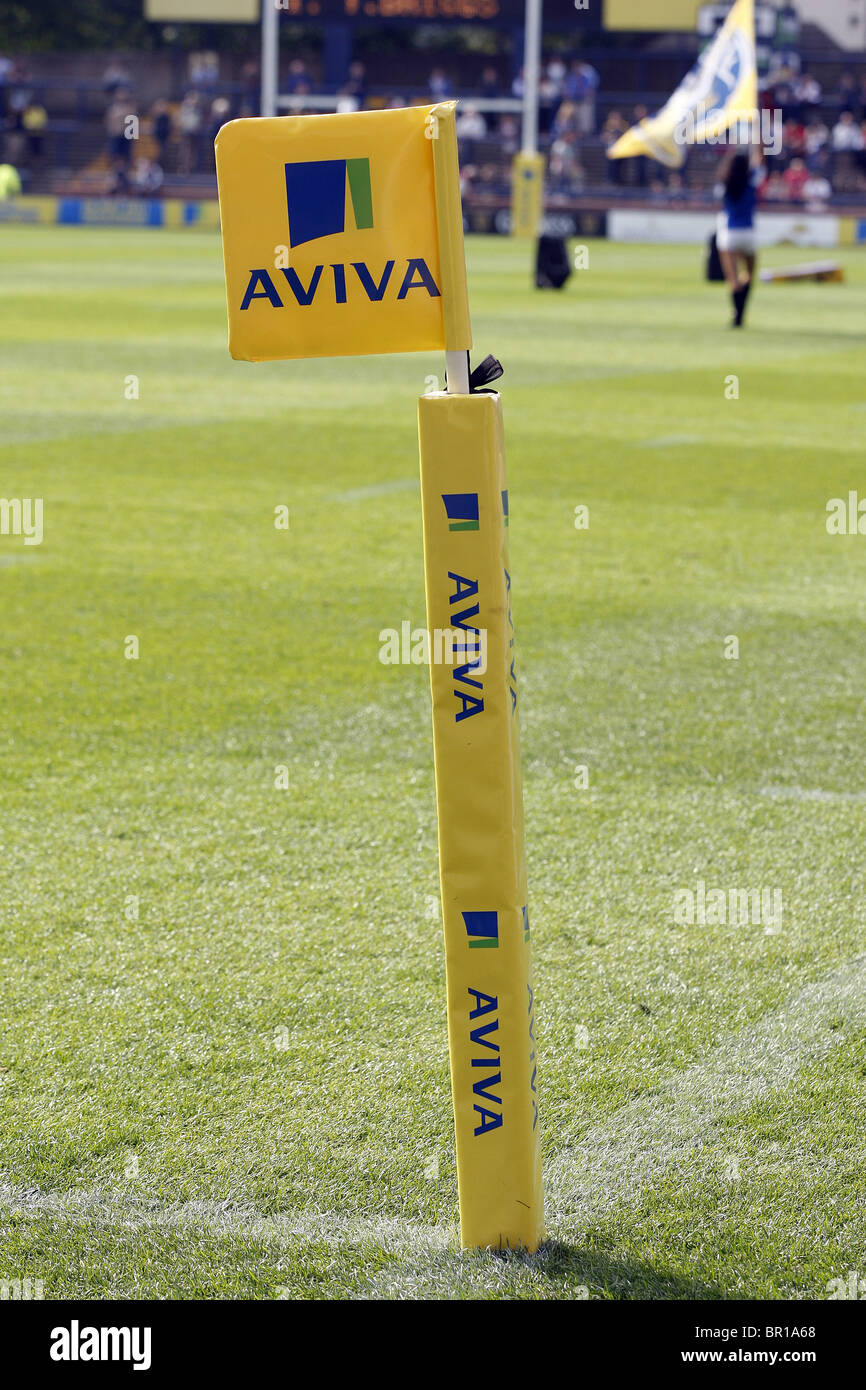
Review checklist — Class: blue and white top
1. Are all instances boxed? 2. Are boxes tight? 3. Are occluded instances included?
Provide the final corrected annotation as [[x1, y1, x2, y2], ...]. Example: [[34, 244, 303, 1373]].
[[723, 169, 761, 230]]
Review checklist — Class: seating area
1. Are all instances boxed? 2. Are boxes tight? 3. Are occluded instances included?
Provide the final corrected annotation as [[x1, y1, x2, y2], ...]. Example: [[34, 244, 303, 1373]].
[[3, 28, 866, 213]]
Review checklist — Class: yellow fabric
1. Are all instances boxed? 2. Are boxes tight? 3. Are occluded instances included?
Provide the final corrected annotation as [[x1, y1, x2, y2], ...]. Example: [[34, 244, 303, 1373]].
[[215, 104, 471, 362], [839, 218, 857, 246], [0, 165, 23, 200], [604, 0, 700, 29], [510, 152, 546, 240], [22, 106, 48, 132], [429, 102, 473, 351], [418, 391, 543, 1252], [145, 0, 257, 16], [608, 0, 757, 170]]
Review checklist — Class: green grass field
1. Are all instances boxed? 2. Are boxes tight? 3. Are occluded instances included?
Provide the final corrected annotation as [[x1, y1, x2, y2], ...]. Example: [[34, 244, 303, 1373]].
[[1, 225, 865, 1300]]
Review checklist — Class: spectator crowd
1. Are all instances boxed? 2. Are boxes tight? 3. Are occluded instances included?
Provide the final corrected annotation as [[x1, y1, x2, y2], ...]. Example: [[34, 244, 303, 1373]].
[[1, 40, 866, 209]]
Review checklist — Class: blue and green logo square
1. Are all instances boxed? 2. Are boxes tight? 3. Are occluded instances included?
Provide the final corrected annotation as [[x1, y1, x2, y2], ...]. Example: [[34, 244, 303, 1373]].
[[463, 911, 498, 949], [442, 493, 479, 532], [284, 157, 373, 249]]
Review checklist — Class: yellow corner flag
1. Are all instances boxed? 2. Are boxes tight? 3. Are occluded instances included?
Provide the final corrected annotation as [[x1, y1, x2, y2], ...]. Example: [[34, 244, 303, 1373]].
[[608, 0, 757, 169], [215, 102, 471, 362], [215, 94, 542, 1254]]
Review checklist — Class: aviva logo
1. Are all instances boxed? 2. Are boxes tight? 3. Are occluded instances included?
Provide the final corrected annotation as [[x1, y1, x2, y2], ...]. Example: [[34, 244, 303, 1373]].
[[285, 157, 374, 249], [442, 493, 479, 532], [463, 910, 498, 949], [462, 908, 529, 948]]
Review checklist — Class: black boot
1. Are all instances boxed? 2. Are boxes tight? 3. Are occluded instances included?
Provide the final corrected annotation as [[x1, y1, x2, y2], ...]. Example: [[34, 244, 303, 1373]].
[[732, 284, 748, 327]]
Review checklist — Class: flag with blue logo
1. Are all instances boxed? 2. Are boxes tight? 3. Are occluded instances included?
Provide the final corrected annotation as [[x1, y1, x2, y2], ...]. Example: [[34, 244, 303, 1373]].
[[215, 103, 471, 362]]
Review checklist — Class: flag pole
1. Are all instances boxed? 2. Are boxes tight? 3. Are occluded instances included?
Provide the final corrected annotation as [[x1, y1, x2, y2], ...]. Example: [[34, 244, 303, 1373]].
[[521, 0, 543, 158], [261, 0, 278, 119], [510, 0, 545, 246], [445, 350, 470, 394]]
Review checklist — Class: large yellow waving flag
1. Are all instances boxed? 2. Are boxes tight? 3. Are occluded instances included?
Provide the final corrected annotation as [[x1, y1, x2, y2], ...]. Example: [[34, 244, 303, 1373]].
[[215, 102, 471, 361], [608, 0, 757, 169]]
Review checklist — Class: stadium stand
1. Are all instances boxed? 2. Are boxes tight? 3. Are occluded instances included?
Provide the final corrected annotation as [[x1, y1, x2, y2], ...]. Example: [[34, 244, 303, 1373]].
[[1, 20, 865, 217]]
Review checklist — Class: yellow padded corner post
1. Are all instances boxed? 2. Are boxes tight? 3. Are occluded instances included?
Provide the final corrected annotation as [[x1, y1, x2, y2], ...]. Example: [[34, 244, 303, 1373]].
[[418, 390, 543, 1252], [510, 152, 546, 239]]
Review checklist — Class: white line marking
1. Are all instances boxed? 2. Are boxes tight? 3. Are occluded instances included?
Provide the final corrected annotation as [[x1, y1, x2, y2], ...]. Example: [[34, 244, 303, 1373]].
[[546, 953, 866, 1233], [0, 553, 39, 566], [334, 479, 418, 503], [760, 784, 866, 803], [0, 1181, 453, 1255], [639, 434, 703, 448]]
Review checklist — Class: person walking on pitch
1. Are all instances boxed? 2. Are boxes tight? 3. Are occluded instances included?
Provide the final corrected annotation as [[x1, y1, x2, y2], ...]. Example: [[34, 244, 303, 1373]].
[[716, 149, 764, 328]]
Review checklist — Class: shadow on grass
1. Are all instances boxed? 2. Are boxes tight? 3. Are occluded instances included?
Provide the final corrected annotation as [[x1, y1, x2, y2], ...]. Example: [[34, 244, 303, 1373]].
[[517, 1240, 726, 1300]]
